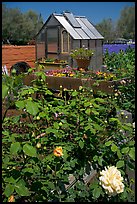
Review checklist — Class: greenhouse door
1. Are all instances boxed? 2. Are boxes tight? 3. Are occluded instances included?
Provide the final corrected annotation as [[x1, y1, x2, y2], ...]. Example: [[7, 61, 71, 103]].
[[46, 28, 59, 58]]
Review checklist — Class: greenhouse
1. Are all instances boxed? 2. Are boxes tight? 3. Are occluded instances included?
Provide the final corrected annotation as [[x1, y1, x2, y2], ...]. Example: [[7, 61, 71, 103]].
[[35, 11, 104, 71]]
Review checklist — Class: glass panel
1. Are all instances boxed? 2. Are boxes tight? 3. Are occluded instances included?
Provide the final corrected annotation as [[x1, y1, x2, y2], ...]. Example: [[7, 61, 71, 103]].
[[81, 40, 88, 48], [63, 12, 81, 28], [76, 18, 96, 39], [36, 31, 45, 60], [36, 42, 45, 60], [72, 40, 80, 49], [47, 28, 58, 52], [81, 18, 104, 39], [62, 30, 69, 52], [55, 15, 82, 39], [75, 28, 90, 39]]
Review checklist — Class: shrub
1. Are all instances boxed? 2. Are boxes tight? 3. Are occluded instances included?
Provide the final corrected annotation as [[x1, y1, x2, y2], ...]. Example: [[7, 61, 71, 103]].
[[2, 71, 135, 202]]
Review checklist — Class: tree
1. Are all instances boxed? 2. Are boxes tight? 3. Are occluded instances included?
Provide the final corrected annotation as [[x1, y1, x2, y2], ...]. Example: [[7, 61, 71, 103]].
[[2, 4, 44, 45], [2, 4, 25, 43], [116, 6, 135, 40], [23, 10, 44, 40], [95, 18, 116, 43]]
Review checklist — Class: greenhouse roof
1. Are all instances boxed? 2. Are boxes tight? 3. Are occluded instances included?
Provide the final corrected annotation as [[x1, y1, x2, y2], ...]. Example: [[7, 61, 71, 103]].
[[54, 12, 104, 40], [36, 11, 104, 40]]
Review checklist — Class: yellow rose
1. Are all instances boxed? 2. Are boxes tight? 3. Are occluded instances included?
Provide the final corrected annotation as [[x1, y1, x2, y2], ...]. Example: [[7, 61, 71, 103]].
[[99, 166, 124, 196], [53, 146, 63, 157], [8, 195, 15, 202]]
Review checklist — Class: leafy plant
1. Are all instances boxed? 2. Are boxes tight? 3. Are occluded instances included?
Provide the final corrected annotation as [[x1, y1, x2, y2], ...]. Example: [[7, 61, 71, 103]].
[[2, 70, 135, 202], [103, 48, 135, 121], [70, 47, 94, 60]]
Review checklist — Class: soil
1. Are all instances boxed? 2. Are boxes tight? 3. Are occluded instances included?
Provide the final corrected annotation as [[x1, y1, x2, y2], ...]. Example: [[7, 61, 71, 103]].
[[2, 105, 32, 134]]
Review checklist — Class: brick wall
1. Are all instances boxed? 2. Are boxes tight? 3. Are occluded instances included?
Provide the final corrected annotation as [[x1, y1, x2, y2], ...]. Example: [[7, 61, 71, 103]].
[[2, 45, 36, 74]]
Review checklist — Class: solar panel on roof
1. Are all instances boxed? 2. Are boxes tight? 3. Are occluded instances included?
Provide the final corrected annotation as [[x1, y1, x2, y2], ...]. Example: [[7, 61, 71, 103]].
[[63, 12, 81, 28], [76, 17, 97, 39], [80, 17, 104, 39], [75, 28, 90, 39]]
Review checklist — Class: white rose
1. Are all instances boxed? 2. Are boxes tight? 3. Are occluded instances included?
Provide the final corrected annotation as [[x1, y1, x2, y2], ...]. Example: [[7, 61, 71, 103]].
[[99, 166, 124, 196]]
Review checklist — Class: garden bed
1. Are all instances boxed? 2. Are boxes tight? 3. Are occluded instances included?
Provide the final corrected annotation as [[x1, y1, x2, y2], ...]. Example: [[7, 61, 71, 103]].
[[23, 73, 129, 94], [37, 62, 68, 71]]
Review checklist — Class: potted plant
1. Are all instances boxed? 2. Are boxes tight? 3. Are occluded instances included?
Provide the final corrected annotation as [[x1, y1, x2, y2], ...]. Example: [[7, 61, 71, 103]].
[[70, 47, 94, 71]]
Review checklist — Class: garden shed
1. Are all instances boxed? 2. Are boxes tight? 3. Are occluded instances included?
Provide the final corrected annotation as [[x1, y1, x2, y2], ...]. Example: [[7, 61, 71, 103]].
[[35, 11, 104, 71]]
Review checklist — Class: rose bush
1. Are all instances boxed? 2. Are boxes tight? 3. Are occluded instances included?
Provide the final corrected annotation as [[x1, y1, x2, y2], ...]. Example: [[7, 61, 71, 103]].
[[2, 69, 135, 202]]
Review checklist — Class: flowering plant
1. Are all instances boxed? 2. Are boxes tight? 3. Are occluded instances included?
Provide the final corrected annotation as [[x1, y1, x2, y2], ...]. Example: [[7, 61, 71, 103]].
[[2, 67, 135, 202], [70, 47, 94, 60]]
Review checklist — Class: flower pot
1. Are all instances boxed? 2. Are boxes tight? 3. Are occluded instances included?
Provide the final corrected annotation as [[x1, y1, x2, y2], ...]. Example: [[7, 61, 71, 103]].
[[76, 59, 91, 71]]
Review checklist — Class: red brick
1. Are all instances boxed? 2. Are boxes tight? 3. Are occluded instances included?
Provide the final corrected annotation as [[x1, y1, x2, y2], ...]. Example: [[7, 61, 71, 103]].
[[2, 45, 36, 73]]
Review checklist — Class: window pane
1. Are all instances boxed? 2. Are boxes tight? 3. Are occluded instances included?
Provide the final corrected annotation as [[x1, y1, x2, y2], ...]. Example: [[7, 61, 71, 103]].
[[62, 30, 69, 52], [47, 28, 58, 52]]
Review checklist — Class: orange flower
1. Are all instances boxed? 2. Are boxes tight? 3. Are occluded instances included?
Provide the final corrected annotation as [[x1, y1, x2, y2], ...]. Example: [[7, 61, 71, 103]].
[[53, 146, 63, 157], [8, 195, 15, 202]]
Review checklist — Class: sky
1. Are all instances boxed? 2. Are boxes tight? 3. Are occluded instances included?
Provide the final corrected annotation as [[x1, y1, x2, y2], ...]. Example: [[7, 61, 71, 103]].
[[3, 2, 135, 25]]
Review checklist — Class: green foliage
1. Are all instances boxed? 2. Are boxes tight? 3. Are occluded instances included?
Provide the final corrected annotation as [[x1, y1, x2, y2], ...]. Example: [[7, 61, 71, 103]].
[[70, 47, 94, 60], [116, 6, 135, 40], [2, 68, 135, 202], [2, 4, 44, 44], [95, 18, 116, 43], [103, 48, 135, 120], [95, 5, 135, 42]]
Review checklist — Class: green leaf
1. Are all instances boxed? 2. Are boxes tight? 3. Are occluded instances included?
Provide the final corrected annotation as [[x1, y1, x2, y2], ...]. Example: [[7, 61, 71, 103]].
[[93, 187, 101, 199], [92, 110, 99, 115], [15, 181, 30, 196], [22, 168, 34, 173], [3, 155, 10, 164], [109, 118, 121, 125], [71, 90, 78, 97], [53, 122, 59, 130], [12, 116, 20, 123], [25, 100, 39, 116], [79, 140, 84, 149], [84, 101, 91, 107], [121, 147, 129, 154], [85, 108, 91, 115], [105, 140, 113, 146], [129, 147, 135, 161], [10, 142, 21, 154], [39, 111, 47, 118], [93, 155, 98, 161], [95, 98, 105, 103], [46, 90, 53, 95], [98, 157, 103, 166], [117, 149, 122, 159], [116, 160, 125, 168], [111, 143, 118, 152], [21, 89, 29, 96], [4, 184, 14, 197], [15, 100, 25, 109], [47, 182, 55, 189], [2, 84, 9, 99], [128, 141, 135, 146], [92, 123, 103, 131], [46, 127, 58, 135], [23, 144, 37, 157], [4, 176, 17, 184]]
